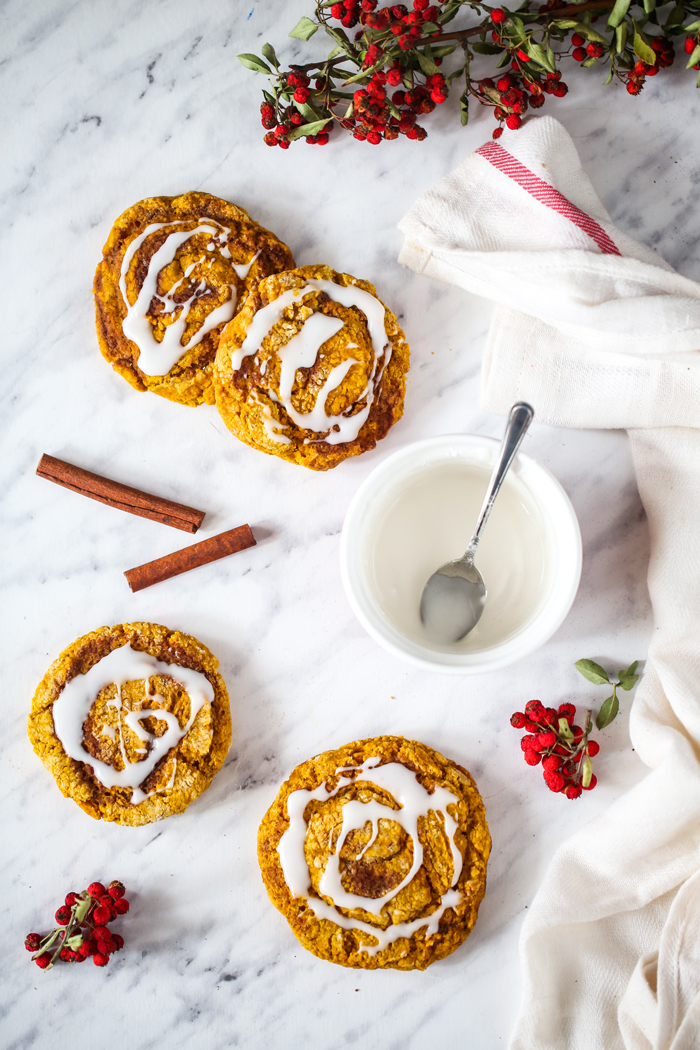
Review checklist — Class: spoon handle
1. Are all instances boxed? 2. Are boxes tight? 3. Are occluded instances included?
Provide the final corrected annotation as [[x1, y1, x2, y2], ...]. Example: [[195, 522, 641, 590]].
[[465, 402, 534, 559]]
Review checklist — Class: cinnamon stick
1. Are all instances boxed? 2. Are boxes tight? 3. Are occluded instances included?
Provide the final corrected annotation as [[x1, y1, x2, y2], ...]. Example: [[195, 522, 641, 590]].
[[124, 525, 256, 592], [36, 454, 205, 533]]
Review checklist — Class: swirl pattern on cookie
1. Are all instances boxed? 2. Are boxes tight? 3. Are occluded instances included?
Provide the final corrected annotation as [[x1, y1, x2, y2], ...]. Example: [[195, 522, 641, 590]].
[[258, 736, 490, 970], [214, 265, 410, 470], [94, 192, 294, 407], [28, 622, 232, 825]]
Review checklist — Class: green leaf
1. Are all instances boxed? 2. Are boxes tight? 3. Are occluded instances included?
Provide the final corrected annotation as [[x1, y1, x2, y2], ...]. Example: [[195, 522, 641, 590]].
[[288, 117, 332, 141], [294, 99, 324, 121], [527, 40, 556, 72], [417, 52, 440, 75], [596, 693, 619, 730], [481, 85, 503, 104], [608, 0, 632, 27], [64, 934, 84, 949], [575, 659, 611, 685], [615, 21, 629, 53], [643, 0, 656, 12], [619, 659, 639, 679], [687, 43, 700, 67], [582, 55, 598, 65], [261, 43, 279, 68], [74, 896, 92, 922], [604, 66, 614, 83], [326, 44, 346, 59], [664, 4, 687, 28], [582, 754, 593, 788], [237, 53, 272, 74], [290, 16, 319, 40], [439, 0, 462, 24], [558, 717, 574, 742], [619, 675, 639, 691], [633, 21, 656, 63], [459, 90, 469, 125], [497, 49, 511, 67], [574, 21, 608, 42], [683, 19, 700, 31], [552, 18, 581, 28], [422, 21, 440, 32], [471, 42, 504, 54]]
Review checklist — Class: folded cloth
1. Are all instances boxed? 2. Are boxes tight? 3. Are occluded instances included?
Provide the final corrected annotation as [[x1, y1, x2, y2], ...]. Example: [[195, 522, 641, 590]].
[[398, 115, 700, 1050]]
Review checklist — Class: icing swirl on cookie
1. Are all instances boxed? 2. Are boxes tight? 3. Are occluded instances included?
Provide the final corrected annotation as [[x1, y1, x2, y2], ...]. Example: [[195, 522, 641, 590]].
[[277, 758, 463, 955], [230, 280, 393, 446], [119, 221, 258, 377], [52, 643, 214, 804]]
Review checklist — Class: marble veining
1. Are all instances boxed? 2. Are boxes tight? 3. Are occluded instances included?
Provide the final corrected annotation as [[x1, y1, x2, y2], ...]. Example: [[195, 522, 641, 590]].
[[2, 0, 697, 1046]]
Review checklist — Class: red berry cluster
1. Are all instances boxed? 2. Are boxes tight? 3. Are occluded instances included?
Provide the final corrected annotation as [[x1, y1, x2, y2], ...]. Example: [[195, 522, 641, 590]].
[[244, 0, 700, 150], [475, 68, 567, 139], [25, 880, 130, 970], [511, 700, 599, 799]]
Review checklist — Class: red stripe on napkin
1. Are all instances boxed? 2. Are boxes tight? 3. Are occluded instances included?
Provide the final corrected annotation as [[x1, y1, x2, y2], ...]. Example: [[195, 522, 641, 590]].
[[476, 141, 622, 256]]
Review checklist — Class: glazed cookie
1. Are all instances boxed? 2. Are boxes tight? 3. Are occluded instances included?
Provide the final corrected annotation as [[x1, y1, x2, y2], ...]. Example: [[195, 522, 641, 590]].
[[257, 736, 490, 970], [94, 192, 295, 406], [28, 623, 231, 826], [214, 265, 410, 470]]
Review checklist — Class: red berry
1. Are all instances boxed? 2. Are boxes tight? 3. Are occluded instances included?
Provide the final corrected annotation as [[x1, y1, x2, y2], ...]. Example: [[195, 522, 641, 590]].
[[572, 47, 586, 61], [530, 94, 545, 108], [536, 730, 557, 749], [423, 5, 439, 19], [586, 42, 604, 57], [496, 77, 512, 92], [520, 735, 537, 752], [112, 934, 125, 951], [294, 86, 310, 104], [525, 700, 546, 722], [78, 941, 91, 958], [491, 7, 506, 23], [55, 906, 71, 926], [494, 107, 506, 120], [331, 2, 344, 15], [414, 0, 429, 8], [685, 37, 697, 54], [93, 953, 109, 967], [398, 34, 413, 48], [646, 65, 658, 76], [510, 712, 527, 729], [25, 933, 42, 952], [558, 703, 576, 722], [566, 784, 583, 799], [524, 749, 541, 765], [35, 953, 52, 969], [553, 83, 568, 97], [516, 49, 530, 62], [571, 32, 584, 46], [587, 740, 600, 757], [88, 883, 106, 899], [59, 947, 72, 962], [627, 80, 643, 95], [362, 0, 377, 9], [542, 755, 562, 773], [290, 111, 304, 125], [278, 139, 290, 149], [93, 926, 111, 939], [65, 892, 80, 907], [583, 774, 598, 791], [391, 3, 408, 13], [544, 771, 565, 792], [93, 905, 112, 925], [387, 68, 403, 86], [366, 130, 382, 143], [264, 132, 278, 146]]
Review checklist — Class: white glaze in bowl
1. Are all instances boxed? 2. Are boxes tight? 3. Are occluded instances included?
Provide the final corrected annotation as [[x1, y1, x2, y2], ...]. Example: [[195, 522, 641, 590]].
[[340, 434, 582, 674]]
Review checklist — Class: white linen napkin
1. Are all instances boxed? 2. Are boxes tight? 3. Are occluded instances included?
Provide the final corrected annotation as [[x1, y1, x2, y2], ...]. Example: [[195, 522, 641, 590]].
[[398, 115, 700, 1050]]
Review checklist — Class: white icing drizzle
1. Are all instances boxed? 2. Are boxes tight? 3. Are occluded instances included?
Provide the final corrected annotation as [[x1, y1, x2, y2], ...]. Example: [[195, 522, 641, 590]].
[[229, 279, 392, 446], [257, 395, 292, 444], [277, 758, 464, 955], [52, 643, 214, 804], [119, 222, 258, 377]]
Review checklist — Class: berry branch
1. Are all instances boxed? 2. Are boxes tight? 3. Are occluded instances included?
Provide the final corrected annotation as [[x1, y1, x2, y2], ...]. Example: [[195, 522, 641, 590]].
[[239, 0, 700, 147], [511, 658, 641, 798], [25, 881, 130, 969]]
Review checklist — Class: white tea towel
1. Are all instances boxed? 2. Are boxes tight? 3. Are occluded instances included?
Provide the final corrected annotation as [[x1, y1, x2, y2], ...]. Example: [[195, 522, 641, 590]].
[[398, 115, 700, 1050]]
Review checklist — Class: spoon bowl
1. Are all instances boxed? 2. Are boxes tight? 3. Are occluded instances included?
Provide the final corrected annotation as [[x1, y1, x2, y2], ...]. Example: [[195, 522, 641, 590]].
[[419, 403, 534, 645]]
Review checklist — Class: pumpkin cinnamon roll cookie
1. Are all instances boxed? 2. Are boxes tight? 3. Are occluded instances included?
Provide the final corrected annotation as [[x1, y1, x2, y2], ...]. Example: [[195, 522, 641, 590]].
[[94, 192, 294, 406], [257, 736, 490, 970], [28, 622, 231, 826], [214, 265, 410, 470]]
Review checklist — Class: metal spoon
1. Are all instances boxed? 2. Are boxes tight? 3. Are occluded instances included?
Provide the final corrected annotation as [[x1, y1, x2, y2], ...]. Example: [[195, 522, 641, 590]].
[[419, 402, 535, 644]]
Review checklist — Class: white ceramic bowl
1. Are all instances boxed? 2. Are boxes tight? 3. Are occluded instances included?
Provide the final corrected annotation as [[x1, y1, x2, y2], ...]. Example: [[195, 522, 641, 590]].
[[340, 434, 582, 674]]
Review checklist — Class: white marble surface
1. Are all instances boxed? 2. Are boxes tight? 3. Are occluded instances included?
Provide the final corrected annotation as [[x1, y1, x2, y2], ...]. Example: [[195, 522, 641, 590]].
[[2, 1, 699, 1047]]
